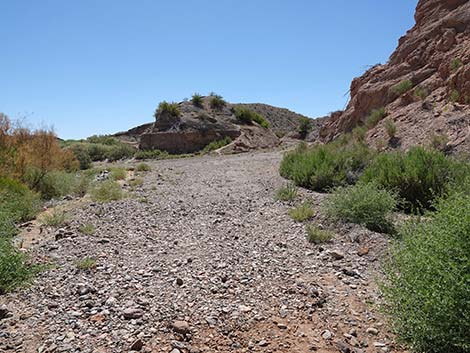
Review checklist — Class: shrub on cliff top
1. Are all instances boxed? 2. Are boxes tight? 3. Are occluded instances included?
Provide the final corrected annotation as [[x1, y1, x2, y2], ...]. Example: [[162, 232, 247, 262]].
[[155, 101, 181, 118]]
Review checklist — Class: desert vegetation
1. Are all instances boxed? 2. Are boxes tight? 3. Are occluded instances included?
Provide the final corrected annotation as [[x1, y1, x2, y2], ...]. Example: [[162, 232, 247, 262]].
[[234, 107, 270, 129], [390, 79, 413, 96]]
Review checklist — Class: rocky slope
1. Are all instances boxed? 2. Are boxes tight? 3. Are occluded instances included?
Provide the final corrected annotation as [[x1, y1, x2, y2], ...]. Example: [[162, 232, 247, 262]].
[[321, 0, 470, 153]]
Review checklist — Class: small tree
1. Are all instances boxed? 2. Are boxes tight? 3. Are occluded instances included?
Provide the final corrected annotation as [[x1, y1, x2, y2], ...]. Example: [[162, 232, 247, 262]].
[[298, 117, 312, 138]]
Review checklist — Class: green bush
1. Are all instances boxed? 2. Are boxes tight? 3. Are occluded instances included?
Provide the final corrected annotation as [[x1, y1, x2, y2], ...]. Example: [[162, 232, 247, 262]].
[[68, 144, 92, 170], [26, 169, 77, 200], [306, 225, 333, 244], [109, 167, 126, 180], [450, 89, 460, 103], [429, 133, 449, 151], [289, 202, 314, 222], [234, 107, 269, 128], [136, 163, 151, 172], [352, 126, 366, 142], [390, 79, 413, 96], [360, 147, 462, 212], [275, 183, 298, 201], [209, 94, 226, 110], [155, 101, 180, 118], [202, 137, 232, 153], [134, 149, 169, 160], [0, 238, 37, 294], [0, 177, 40, 223], [298, 117, 312, 138], [90, 180, 123, 202], [324, 182, 397, 233], [40, 210, 68, 227], [280, 142, 374, 192], [76, 257, 97, 270], [381, 190, 470, 353], [105, 144, 136, 162], [86, 135, 119, 145], [191, 93, 204, 108], [414, 86, 428, 100], [78, 223, 95, 235], [365, 107, 387, 129]]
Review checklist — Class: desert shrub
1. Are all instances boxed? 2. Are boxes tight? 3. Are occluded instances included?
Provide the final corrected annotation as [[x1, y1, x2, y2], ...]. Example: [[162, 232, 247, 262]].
[[86, 135, 118, 145], [129, 178, 143, 188], [352, 126, 366, 142], [365, 107, 387, 129], [0, 238, 37, 294], [289, 202, 314, 222], [450, 58, 463, 72], [72, 173, 92, 197], [134, 149, 169, 160], [78, 223, 95, 235], [414, 86, 428, 100], [390, 79, 413, 96], [324, 182, 397, 233], [76, 257, 97, 270], [25, 169, 77, 200], [191, 93, 204, 108], [275, 183, 298, 201], [68, 144, 92, 170], [360, 147, 462, 212], [106, 144, 136, 161], [234, 108, 269, 128], [202, 137, 232, 153], [155, 101, 180, 118], [109, 167, 126, 180], [280, 142, 374, 191], [136, 163, 151, 172], [0, 177, 40, 223], [306, 225, 333, 244], [85, 143, 111, 161], [209, 94, 226, 110], [450, 89, 460, 103], [90, 180, 123, 202], [429, 133, 449, 151], [40, 210, 68, 227], [298, 117, 312, 138], [381, 190, 470, 353], [384, 120, 397, 139]]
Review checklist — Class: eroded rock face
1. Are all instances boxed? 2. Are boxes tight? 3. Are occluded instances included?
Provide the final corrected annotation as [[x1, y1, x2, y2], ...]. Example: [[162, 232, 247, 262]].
[[138, 97, 283, 154], [321, 0, 470, 153]]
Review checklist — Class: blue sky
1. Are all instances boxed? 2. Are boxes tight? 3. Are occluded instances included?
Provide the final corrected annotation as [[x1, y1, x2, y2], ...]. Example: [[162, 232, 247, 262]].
[[0, 0, 417, 139]]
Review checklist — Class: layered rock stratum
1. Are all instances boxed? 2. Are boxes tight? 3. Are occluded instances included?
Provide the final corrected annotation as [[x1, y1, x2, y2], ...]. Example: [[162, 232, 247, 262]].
[[321, 0, 470, 153]]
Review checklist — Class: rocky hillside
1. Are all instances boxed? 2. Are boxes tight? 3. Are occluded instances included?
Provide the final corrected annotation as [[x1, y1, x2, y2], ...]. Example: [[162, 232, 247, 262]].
[[115, 98, 321, 154], [321, 0, 470, 153]]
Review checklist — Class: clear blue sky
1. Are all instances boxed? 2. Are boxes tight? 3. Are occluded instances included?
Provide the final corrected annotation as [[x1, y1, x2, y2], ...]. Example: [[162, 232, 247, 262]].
[[0, 0, 418, 139]]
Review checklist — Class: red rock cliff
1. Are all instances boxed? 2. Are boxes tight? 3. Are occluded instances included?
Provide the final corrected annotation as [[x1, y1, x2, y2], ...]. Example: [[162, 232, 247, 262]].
[[321, 0, 470, 152]]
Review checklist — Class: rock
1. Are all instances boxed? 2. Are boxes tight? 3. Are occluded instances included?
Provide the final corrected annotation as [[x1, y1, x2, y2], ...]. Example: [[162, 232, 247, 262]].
[[258, 340, 269, 347], [322, 330, 333, 340], [277, 323, 288, 329], [329, 250, 345, 260], [239, 305, 252, 313], [171, 320, 190, 335], [336, 341, 351, 353], [366, 327, 379, 335], [357, 247, 369, 256], [123, 308, 144, 320], [0, 305, 10, 320], [130, 339, 144, 351], [170, 349, 181, 353], [175, 278, 184, 286]]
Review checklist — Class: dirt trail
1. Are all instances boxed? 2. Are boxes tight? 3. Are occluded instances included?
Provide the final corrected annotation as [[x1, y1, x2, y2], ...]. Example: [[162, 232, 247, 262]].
[[0, 151, 404, 353]]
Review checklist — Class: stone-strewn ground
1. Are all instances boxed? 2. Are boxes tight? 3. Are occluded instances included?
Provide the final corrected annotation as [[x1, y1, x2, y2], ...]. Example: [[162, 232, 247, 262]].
[[0, 151, 406, 353]]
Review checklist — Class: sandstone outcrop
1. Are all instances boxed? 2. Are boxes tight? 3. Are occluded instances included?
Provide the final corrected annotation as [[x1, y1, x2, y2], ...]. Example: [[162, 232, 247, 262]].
[[321, 0, 470, 153]]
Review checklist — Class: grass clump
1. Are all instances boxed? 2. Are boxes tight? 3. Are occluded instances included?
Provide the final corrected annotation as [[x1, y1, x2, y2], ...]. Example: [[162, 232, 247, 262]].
[[384, 120, 397, 139], [450, 58, 463, 72], [280, 142, 374, 192], [209, 94, 226, 110], [136, 163, 151, 172], [352, 126, 367, 142], [0, 238, 37, 294], [324, 182, 397, 233], [129, 178, 144, 188], [298, 117, 312, 138], [275, 183, 298, 201], [365, 107, 387, 129], [414, 86, 428, 100], [78, 223, 95, 235], [0, 177, 40, 223], [429, 133, 449, 151], [41, 210, 68, 227], [381, 190, 470, 353], [306, 225, 334, 244], [191, 93, 204, 108], [360, 147, 463, 212], [202, 136, 232, 153], [109, 167, 126, 180], [155, 101, 180, 118], [76, 257, 97, 271], [289, 202, 315, 222], [90, 180, 123, 202], [390, 79, 413, 96], [450, 89, 460, 103], [234, 107, 269, 128]]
